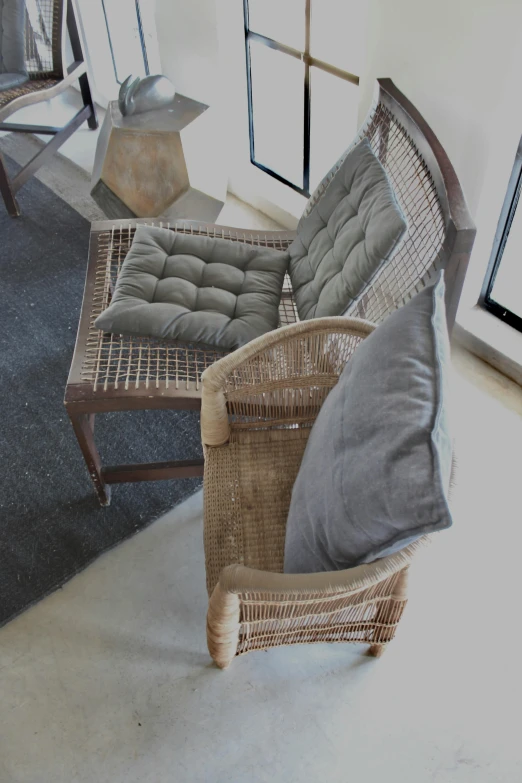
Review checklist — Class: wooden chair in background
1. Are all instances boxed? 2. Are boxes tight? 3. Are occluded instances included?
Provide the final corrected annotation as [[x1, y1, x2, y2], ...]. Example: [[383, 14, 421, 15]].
[[0, 0, 97, 217]]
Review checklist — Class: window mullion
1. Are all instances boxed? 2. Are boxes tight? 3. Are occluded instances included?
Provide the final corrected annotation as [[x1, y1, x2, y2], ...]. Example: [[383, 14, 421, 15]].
[[303, 0, 311, 195]]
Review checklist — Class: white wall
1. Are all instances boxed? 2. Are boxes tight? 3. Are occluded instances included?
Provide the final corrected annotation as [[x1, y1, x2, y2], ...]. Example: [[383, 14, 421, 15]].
[[359, 0, 522, 310], [155, 0, 221, 107]]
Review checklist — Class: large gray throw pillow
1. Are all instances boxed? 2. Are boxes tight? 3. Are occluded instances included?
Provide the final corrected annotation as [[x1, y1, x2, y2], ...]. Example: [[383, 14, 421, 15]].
[[0, 0, 28, 90], [284, 273, 453, 573], [95, 225, 289, 351], [288, 138, 407, 320]]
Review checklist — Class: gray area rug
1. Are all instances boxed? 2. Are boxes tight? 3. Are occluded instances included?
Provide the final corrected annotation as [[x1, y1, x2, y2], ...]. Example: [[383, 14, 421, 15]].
[[0, 148, 202, 627]]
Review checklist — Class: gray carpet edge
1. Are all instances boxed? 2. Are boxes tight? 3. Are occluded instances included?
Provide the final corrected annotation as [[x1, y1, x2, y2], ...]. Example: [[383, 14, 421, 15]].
[[0, 151, 203, 627]]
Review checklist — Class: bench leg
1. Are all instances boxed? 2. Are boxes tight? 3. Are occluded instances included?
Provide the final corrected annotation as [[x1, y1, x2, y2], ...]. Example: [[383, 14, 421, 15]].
[[0, 152, 20, 217], [67, 411, 111, 506], [368, 568, 409, 657]]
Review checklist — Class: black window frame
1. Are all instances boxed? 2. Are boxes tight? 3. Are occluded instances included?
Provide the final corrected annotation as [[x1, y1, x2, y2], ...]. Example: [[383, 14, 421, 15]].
[[243, 0, 359, 198], [480, 134, 522, 332]]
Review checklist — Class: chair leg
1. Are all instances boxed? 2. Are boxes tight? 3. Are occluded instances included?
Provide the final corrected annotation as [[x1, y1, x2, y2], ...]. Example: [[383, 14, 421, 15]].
[[67, 411, 111, 506], [207, 584, 241, 669], [67, 0, 98, 131], [367, 567, 409, 657], [78, 72, 98, 130], [0, 152, 20, 217]]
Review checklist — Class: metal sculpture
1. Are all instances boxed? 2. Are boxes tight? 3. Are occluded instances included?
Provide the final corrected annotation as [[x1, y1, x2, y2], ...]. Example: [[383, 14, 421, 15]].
[[118, 74, 175, 117]]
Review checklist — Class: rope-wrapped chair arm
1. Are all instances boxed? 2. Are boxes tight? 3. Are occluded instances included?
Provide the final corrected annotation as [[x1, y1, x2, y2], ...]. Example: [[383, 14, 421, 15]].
[[216, 539, 424, 595]]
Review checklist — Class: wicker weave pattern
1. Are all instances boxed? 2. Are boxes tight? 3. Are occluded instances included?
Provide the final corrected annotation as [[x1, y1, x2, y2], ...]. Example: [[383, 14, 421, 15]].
[[236, 572, 407, 654], [24, 0, 62, 77], [202, 319, 417, 667], [204, 428, 310, 594], [81, 224, 296, 392]]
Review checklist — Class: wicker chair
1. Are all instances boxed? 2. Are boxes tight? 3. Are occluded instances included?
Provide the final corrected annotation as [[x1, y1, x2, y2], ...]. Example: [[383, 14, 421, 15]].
[[66, 78, 475, 504], [0, 0, 97, 216], [201, 317, 452, 668]]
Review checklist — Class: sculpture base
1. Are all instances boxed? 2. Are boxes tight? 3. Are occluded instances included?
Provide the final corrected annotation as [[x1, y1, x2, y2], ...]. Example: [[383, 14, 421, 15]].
[[90, 95, 226, 221]]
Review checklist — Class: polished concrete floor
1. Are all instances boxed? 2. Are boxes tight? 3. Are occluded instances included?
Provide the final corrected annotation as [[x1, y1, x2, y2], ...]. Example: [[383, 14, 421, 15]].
[[1, 343, 521, 783], [1, 91, 521, 783]]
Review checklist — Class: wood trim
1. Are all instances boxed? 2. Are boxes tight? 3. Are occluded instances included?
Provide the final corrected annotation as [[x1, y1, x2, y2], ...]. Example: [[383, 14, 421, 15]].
[[64, 389, 202, 413], [375, 78, 476, 331], [102, 459, 204, 484], [0, 123, 62, 135], [66, 231, 104, 387], [11, 105, 92, 192]]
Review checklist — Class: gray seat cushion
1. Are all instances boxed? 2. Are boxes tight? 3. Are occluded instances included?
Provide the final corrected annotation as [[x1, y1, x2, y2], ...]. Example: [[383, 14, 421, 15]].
[[284, 272, 453, 574], [0, 71, 27, 90], [95, 225, 289, 351], [0, 0, 28, 90], [288, 138, 407, 320]]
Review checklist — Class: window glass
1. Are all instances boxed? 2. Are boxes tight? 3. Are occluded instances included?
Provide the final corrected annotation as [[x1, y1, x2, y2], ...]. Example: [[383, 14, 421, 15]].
[[248, 0, 306, 50], [309, 67, 359, 191], [250, 40, 305, 188], [310, 0, 366, 74]]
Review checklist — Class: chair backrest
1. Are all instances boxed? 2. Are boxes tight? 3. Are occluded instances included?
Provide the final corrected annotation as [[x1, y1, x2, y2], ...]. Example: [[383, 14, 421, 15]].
[[302, 79, 476, 332], [23, 0, 64, 80]]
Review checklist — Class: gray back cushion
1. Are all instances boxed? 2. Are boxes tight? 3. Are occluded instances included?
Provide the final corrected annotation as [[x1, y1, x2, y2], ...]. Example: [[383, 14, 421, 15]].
[[288, 138, 407, 320], [95, 225, 289, 351], [0, 0, 27, 87], [284, 273, 453, 573]]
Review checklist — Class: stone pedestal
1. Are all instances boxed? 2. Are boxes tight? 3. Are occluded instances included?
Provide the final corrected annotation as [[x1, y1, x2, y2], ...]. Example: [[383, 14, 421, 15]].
[[90, 94, 226, 221]]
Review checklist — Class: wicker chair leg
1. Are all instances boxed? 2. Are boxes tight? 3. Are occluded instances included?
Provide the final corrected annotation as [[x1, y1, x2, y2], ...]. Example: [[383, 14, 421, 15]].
[[368, 643, 386, 657], [367, 567, 409, 656], [206, 584, 241, 669]]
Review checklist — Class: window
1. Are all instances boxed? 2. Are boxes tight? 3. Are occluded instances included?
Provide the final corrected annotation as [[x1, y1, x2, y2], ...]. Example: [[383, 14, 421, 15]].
[[101, 0, 149, 85], [243, 0, 361, 198], [75, 0, 161, 106], [481, 135, 522, 331]]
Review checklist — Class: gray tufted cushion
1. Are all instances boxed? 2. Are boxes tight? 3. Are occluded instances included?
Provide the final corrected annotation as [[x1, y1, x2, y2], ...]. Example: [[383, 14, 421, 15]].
[[0, 0, 28, 90], [95, 225, 289, 351], [288, 138, 407, 320]]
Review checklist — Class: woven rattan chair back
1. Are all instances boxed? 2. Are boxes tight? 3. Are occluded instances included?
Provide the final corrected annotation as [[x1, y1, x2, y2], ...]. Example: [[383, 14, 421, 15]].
[[303, 79, 476, 330]]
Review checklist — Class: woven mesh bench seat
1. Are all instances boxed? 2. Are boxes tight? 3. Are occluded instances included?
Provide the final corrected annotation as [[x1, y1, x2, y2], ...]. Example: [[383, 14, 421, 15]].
[[65, 79, 476, 505]]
